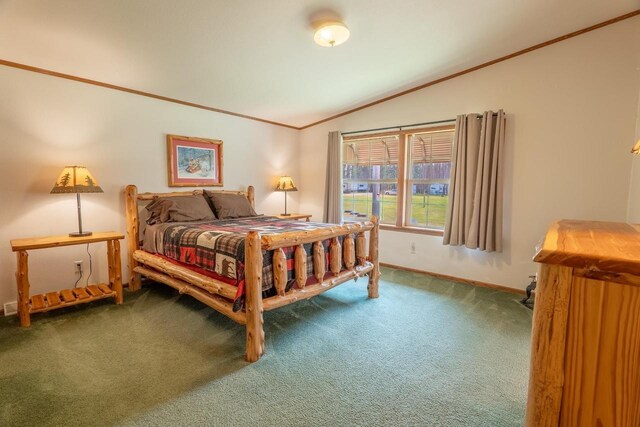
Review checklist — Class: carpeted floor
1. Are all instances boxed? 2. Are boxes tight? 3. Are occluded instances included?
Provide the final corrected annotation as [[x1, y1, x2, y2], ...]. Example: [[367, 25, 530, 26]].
[[0, 267, 532, 426]]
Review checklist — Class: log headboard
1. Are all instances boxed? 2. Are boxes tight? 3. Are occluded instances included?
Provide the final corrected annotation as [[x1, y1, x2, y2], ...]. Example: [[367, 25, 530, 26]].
[[124, 184, 255, 291]]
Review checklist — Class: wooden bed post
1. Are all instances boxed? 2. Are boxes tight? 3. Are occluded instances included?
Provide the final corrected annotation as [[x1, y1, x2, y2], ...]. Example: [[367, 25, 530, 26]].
[[125, 185, 141, 291], [245, 230, 265, 362], [368, 216, 380, 298], [247, 185, 255, 210]]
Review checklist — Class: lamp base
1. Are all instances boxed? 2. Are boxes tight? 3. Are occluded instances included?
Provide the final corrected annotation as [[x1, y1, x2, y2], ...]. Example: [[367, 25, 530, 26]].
[[69, 231, 93, 237], [280, 213, 291, 217]]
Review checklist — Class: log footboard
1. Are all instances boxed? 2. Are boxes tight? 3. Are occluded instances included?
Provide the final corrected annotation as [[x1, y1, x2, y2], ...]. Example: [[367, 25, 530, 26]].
[[125, 184, 380, 362]]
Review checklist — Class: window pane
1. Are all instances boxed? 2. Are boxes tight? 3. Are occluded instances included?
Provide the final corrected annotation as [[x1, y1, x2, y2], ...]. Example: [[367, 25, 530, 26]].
[[410, 133, 453, 180], [343, 182, 370, 221], [407, 130, 454, 229], [342, 136, 399, 224], [342, 183, 397, 225], [408, 185, 448, 230], [369, 137, 399, 179], [377, 183, 397, 225]]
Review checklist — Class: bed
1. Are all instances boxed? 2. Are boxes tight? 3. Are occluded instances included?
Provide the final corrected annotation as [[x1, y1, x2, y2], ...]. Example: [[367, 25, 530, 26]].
[[124, 185, 380, 362]]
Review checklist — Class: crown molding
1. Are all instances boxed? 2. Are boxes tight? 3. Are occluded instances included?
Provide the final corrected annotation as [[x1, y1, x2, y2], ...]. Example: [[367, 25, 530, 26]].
[[0, 58, 300, 130], [299, 9, 640, 130], [1, 9, 637, 132]]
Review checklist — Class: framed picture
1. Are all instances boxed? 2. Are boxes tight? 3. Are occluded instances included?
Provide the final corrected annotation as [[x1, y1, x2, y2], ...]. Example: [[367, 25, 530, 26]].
[[167, 134, 223, 187]]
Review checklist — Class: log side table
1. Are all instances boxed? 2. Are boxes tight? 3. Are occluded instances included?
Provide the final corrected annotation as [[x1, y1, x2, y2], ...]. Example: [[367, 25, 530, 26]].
[[271, 213, 312, 221], [10, 231, 124, 327]]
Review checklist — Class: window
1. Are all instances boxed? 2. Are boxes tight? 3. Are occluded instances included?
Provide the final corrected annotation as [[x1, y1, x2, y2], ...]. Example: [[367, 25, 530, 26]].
[[342, 126, 455, 234], [342, 135, 399, 225], [406, 130, 453, 230]]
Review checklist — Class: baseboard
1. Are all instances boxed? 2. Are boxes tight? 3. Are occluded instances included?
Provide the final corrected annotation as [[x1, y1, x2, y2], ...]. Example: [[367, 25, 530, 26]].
[[379, 262, 525, 295]]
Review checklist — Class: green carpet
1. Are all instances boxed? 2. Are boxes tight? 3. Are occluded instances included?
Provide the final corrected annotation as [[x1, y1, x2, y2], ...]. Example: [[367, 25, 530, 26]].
[[0, 267, 532, 426]]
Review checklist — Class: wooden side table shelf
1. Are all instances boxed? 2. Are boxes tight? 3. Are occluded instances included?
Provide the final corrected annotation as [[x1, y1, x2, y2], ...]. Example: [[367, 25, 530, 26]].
[[272, 213, 312, 221], [10, 231, 125, 327]]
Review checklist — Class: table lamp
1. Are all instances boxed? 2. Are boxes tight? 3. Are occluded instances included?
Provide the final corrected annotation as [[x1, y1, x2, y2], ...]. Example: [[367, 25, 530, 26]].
[[51, 166, 103, 237], [275, 176, 297, 216]]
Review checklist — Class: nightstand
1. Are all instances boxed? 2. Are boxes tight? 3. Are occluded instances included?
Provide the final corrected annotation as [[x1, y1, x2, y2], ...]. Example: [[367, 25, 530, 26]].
[[10, 231, 124, 327], [272, 213, 312, 222]]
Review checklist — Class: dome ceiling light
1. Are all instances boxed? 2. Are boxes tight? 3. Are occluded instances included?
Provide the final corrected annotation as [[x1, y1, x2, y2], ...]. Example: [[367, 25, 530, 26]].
[[314, 21, 350, 47]]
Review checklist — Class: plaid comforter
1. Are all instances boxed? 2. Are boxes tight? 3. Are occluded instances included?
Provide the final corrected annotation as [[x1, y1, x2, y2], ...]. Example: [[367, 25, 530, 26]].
[[143, 216, 346, 306]]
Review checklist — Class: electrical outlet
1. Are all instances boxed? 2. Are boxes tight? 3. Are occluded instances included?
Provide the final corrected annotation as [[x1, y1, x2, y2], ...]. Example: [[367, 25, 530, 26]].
[[74, 260, 83, 276], [410, 242, 416, 254], [3, 301, 17, 316]]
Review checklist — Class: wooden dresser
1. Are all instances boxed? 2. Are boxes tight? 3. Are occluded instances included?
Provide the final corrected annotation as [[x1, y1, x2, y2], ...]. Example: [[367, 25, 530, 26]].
[[526, 220, 640, 426]]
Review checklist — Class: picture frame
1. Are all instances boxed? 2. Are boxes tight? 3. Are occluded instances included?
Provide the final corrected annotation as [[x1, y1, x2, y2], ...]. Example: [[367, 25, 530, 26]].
[[167, 134, 223, 187]]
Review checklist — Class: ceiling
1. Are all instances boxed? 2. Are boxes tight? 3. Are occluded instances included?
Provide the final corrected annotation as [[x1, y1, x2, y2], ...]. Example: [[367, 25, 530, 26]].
[[0, 1, 637, 128]]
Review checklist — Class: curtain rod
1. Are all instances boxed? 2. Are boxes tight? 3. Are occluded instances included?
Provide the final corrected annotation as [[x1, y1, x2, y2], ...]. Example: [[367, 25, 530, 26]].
[[340, 113, 499, 136]]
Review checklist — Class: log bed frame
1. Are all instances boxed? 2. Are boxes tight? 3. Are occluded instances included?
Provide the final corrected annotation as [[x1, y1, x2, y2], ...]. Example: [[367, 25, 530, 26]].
[[124, 185, 380, 362]]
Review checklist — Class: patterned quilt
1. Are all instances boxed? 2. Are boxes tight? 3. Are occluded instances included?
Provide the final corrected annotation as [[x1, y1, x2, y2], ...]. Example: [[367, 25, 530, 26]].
[[143, 216, 346, 308]]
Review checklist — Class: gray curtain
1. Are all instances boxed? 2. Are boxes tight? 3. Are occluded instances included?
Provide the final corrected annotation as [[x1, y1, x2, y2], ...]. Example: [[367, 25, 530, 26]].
[[324, 131, 343, 223], [443, 110, 506, 252]]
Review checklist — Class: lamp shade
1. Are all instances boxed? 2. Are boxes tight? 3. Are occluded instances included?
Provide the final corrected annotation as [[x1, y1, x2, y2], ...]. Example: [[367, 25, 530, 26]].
[[51, 166, 104, 194], [314, 22, 350, 47], [632, 139, 640, 154], [275, 176, 298, 192]]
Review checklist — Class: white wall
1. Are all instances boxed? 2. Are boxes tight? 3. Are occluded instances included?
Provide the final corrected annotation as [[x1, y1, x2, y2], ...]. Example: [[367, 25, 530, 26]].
[[0, 66, 299, 307], [1, 18, 638, 309], [299, 18, 640, 290]]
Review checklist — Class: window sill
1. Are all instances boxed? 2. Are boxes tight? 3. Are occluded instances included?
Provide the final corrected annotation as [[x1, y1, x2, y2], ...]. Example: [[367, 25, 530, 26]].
[[379, 224, 444, 237]]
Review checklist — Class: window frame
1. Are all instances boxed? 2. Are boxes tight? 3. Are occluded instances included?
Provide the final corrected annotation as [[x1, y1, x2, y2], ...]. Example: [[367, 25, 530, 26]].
[[342, 133, 400, 225], [342, 124, 455, 236]]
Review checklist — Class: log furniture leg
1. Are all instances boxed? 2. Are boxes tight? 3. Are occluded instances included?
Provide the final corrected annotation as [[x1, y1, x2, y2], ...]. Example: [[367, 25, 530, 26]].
[[245, 231, 265, 362], [112, 239, 124, 304], [16, 250, 30, 327], [356, 232, 367, 266], [107, 240, 115, 288], [368, 216, 380, 298], [125, 184, 141, 291], [525, 263, 572, 426]]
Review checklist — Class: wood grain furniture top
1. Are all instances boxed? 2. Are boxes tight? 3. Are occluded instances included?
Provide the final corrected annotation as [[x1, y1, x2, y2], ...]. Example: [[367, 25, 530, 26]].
[[526, 219, 640, 426], [270, 213, 312, 221], [11, 231, 124, 251], [534, 220, 640, 277]]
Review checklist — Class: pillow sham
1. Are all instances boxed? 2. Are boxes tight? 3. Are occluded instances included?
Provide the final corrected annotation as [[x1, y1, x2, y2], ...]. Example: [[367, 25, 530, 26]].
[[204, 191, 257, 219], [146, 195, 216, 225]]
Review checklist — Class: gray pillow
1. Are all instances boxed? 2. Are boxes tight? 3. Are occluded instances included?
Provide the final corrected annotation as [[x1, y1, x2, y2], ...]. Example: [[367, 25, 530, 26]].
[[146, 195, 216, 225], [204, 191, 257, 219]]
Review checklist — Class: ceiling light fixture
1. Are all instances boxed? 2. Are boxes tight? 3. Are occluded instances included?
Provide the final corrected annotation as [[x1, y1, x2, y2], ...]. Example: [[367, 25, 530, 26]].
[[314, 21, 350, 47]]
